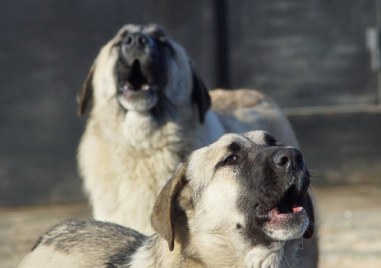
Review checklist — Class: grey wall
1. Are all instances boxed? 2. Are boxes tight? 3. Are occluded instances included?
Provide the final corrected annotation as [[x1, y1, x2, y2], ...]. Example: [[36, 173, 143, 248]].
[[228, 0, 377, 107], [0, 0, 380, 205]]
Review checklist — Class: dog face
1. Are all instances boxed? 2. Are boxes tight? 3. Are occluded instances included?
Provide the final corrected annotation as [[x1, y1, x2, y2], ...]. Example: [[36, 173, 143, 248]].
[[152, 130, 314, 253], [78, 24, 210, 123]]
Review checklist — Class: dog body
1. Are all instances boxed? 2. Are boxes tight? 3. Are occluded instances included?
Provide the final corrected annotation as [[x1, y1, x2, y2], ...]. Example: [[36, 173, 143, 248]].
[[20, 131, 314, 268], [77, 24, 299, 234]]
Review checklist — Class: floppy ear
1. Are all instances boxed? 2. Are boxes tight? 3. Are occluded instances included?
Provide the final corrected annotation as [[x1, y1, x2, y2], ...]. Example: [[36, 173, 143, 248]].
[[77, 64, 95, 116], [303, 192, 315, 239], [151, 163, 188, 251], [191, 67, 211, 124]]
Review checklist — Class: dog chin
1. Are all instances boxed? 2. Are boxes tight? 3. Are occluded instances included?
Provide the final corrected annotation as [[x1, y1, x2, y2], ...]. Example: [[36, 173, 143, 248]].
[[263, 207, 309, 241], [118, 93, 158, 112]]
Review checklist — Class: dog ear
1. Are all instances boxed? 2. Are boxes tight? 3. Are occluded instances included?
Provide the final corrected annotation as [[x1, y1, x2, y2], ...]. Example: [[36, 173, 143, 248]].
[[303, 192, 315, 239], [77, 64, 95, 116], [191, 67, 211, 124], [151, 163, 188, 251]]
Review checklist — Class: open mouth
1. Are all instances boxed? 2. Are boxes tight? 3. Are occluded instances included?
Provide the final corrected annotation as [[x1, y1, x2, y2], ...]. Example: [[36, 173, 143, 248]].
[[267, 185, 307, 224], [119, 60, 153, 93], [116, 58, 160, 112], [253, 166, 313, 241]]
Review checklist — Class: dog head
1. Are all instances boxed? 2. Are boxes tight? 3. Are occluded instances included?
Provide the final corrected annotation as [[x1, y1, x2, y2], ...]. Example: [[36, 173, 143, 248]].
[[151, 130, 314, 259], [77, 24, 210, 123]]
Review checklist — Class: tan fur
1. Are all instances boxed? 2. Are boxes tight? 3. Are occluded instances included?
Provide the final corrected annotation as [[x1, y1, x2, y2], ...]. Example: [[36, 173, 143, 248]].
[[20, 131, 313, 268], [211, 88, 267, 111], [77, 24, 317, 266], [78, 24, 299, 232], [210, 89, 300, 147]]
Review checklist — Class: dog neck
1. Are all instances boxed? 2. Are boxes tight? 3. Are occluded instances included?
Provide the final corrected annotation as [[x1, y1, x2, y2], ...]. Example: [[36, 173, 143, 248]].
[[129, 234, 295, 268], [129, 235, 203, 267], [121, 109, 200, 151], [244, 243, 287, 268], [246, 239, 302, 268]]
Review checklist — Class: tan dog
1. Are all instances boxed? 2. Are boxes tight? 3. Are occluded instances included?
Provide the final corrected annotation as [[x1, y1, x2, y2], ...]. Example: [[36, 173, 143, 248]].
[[77, 24, 299, 233], [20, 131, 314, 268]]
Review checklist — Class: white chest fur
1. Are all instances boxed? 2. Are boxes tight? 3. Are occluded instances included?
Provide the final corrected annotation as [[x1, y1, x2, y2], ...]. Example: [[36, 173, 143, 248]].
[[79, 111, 218, 234]]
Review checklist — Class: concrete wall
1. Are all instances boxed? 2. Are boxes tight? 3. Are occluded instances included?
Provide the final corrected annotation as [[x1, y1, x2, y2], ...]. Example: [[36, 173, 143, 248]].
[[228, 0, 377, 107], [0, 0, 380, 205]]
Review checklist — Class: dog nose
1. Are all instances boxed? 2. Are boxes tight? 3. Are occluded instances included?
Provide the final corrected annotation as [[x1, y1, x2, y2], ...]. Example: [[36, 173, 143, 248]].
[[273, 148, 304, 172], [123, 32, 149, 48]]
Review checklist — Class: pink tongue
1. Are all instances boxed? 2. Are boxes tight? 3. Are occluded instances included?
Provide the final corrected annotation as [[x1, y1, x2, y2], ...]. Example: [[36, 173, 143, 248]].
[[269, 206, 304, 220], [292, 206, 303, 213]]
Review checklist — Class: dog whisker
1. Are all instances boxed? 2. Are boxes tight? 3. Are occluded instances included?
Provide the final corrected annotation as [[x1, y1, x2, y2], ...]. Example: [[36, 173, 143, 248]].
[[281, 247, 293, 268], [266, 115, 274, 133]]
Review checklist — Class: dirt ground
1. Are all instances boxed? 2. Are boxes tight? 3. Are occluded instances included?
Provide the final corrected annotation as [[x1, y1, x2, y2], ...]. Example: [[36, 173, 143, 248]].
[[1, 184, 381, 268]]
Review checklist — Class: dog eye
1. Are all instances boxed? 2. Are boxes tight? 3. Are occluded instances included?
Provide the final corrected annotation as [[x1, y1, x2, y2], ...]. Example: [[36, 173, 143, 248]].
[[151, 35, 175, 55], [114, 31, 130, 47], [264, 135, 278, 146], [221, 154, 239, 165], [150, 29, 167, 42], [120, 30, 129, 38]]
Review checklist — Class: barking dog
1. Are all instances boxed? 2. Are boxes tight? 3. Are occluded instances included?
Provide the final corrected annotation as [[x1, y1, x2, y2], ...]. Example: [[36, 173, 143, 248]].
[[20, 131, 314, 268], [77, 24, 299, 234]]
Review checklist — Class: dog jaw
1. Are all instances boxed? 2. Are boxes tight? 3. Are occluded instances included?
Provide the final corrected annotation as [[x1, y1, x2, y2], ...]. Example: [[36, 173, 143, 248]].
[[264, 207, 310, 241]]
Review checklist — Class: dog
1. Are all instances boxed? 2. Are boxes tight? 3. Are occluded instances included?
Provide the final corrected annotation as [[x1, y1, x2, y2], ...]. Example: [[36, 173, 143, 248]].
[[20, 131, 314, 268], [77, 23, 300, 234]]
